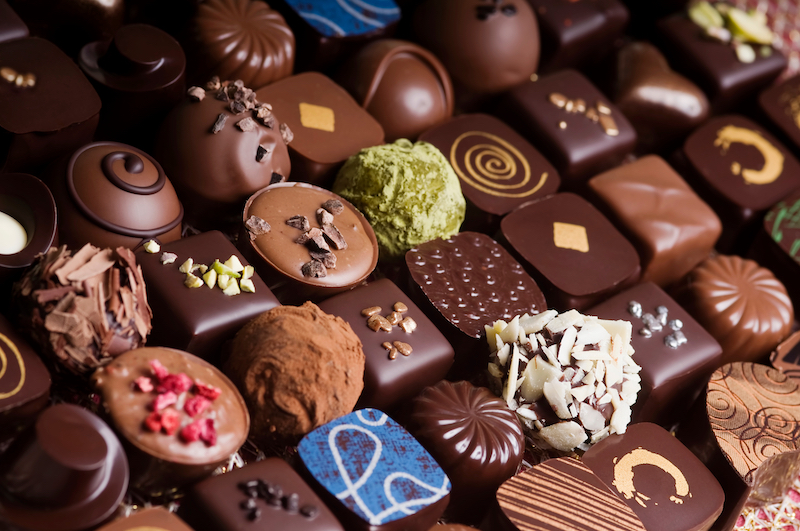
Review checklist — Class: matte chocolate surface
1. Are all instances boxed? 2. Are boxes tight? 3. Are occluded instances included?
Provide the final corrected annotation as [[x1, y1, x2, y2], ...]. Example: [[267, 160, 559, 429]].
[[0, 37, 100, 174], [0, 0, 27, 43], [582, 422, 724, 531], [657, 13, 787, 114], [495, 69, 636, 185], [501, 192, 640, 311], [759, 73, 800, 151], [419, 113, 560, 232], [255, 72, 384, 185], [97, 507, 195, 531], [587, 282, 722, 428], [180, 457, 344, 531], [137, 230, 280, 362], [682, 115, 800, 253], [317, 278, 453, 412], [338, 39, 454, 142], [588, 155, 721, 288], [298, 409, 450, 531]]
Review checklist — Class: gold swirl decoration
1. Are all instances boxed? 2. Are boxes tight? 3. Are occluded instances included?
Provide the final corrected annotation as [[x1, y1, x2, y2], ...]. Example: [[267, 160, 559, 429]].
[[714, 125, 784, 185], [612, 448, 691, 508], [707, 362, 800, 484], [450, 131, 547, 198], [0, 332, 25, 400]]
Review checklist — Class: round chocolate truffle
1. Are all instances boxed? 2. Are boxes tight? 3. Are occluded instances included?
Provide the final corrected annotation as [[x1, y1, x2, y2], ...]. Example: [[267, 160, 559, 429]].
[[337, 39, 454, 142], [48, 141, 183, 250], [224, 302, 365, 447], [675, 255, 794, 364], [92, 346, 250, 493], [187, 0, 294, 89], [413, 0, 539, 99], [410, 380, 524, 522], [155, 78, 292, 228]]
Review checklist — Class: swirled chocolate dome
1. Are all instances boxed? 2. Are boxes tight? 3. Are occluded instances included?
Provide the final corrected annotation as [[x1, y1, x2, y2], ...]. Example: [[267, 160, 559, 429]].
[[187, 0, 294, 89], [48, 141, 183, 250], [675, 255, 793, 364]]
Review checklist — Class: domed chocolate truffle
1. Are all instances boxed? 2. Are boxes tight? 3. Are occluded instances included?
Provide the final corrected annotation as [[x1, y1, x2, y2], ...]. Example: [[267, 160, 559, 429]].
[[187, 0, 295, 89], [48, 141, 183, 250]]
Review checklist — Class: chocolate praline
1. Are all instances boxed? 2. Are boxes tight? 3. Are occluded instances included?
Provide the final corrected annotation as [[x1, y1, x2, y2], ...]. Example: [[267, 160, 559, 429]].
[[96, 507, 195, 531]]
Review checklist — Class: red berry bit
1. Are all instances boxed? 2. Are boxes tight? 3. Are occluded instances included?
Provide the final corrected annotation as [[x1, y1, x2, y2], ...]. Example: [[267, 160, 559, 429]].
[[184, 396, 211, 417], [150, 359, 169, 381], [195, 380, 222, 400], [160, 408, 181, 435], [144, 411, 162, 432], [134, 376, 154, 392], [180, 419, 203, 443], [157, 373, 193, 394], [200, 418, 217, 446], [151, 391, 177, 411]]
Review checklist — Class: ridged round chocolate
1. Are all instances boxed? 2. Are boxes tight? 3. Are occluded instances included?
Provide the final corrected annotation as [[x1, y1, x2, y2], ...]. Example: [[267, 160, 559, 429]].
[[675, 255, 793, 364], [189, 0, 294, 88]]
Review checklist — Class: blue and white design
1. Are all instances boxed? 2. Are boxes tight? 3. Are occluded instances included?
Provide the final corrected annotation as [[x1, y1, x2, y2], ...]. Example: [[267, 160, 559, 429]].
[[298, 409, 451, 526], [285, 0, 401, 37]]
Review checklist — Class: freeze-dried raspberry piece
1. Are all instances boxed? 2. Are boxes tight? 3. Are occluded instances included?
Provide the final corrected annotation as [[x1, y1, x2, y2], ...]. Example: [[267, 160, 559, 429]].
[[134, 376, 154, 392], [144, 411, 162, 432], [150, 359, 169, 381], [194, 380, 221, 400], [151, 391, 177, 411], [184, 396, 211, 417], [157, 373, 193, 394], [160, 408, 181, 435], [199, 418, 217, 446], [180, 419, 203, 443]]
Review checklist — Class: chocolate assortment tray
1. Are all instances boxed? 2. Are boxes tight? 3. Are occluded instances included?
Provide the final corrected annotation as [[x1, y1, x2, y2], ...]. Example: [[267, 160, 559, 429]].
[[6, 1, 800, 530]]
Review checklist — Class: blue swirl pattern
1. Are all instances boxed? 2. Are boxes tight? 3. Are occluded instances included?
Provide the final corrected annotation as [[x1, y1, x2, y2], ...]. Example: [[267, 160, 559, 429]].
[[285, 0, 400, 37]]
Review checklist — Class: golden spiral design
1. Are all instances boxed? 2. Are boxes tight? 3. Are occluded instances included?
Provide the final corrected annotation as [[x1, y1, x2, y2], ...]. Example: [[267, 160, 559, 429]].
[[0, 332, 25, 400], [450, 131, 547, 198]]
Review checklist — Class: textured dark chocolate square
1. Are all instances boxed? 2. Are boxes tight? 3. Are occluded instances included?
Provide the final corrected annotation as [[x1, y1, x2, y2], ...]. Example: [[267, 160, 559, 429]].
[[97, 507, 194, 531], [418, 113, 560, 232], [179, 457, 343, 531], [759, 73, 800, 154], [588, 155, 721, 288], [657, 14, 787, 114], [137, 230, 280, 362], [317, 278, 453, 412], [495, 69, 636, 185], [682, 114, 800, 253], [582, 423, 724, 531], [501, 192, 640, 311], [755, 188, 800, 312]]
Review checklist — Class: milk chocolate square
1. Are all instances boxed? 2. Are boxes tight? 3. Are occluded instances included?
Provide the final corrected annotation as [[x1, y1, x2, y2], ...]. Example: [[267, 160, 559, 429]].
[[500, 192, 640, 311], [418, 113, 560, 233], [317, 278, 453, 412], [588, 155, 721, 287], [494, 69, 636, 186], [137, 231, 280, 362]]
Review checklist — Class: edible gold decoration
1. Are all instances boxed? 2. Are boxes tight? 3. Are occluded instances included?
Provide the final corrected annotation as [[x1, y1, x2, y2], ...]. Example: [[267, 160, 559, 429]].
[[613, 448, 691, 508], [299, 102, 335, 132], [714, 125, 784, 185], [0, 333, 25, 400], [0, 66, 36, 88], [553, 222, 589, 253]]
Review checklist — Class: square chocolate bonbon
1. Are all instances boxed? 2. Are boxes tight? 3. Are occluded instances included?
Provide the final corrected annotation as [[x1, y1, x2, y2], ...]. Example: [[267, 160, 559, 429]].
[[753, 189, 800, 311], [97, 508, 194, 531], [588, 155, 721, 288], [137, 230, 280, 362], [317, 278, 453, 412], [179, 457, 344, 531], [494, 69, 636, 186], [758, 73, 800, 153], [500, 192, 640, 311], [587, 282, 722, 428], [418, 113, 560, 233]]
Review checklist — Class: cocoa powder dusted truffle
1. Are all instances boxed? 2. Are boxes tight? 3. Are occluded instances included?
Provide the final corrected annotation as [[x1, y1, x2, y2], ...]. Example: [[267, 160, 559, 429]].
[[12, 244, 152, 376], [224, 302, 365, 447]]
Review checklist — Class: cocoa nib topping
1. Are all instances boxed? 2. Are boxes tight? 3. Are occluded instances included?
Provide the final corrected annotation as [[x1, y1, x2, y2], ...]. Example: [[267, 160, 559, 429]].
[[205, 75, 221, 91], [236, 117, 257, 132], [211, 113, 227, 134], [286, 201, 350, 277], [280, 122, 294, 144], [285, 215, 310, 231], [246, 215, 271, 236], [256, 145, 269, 162], [187, 86, 205, 101], [270, 172, 286, 185], [321, 223, 347, 250], [194, 78, 281, 140], [301, 260, 327, 278], [237, 479, 318, 522], [321, 199, 344, 216]]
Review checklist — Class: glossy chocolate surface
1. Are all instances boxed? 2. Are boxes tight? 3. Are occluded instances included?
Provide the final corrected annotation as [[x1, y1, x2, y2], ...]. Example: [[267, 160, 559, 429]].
[[49, 141, 183, 250], [674, 254, 793, 365], [0, 0, 27, 43], [772, 330, 800, 380], [338, 39, 453, 142], [588, 155, 720, 288], [501, 192, 640, 311], [495, 69, 636, 185], [418, 113, 560, 232], [613, 41, 710, 152], [180, 457, 344, 531], [187, 0, 294, 89], [759, 73, 800, 152], [587, 282, 722, 428], [682, 115, 800, 253], [583, 423, 724, 531], [317, 278, 453, 412], [409, 381, 523, 522], [97, 507, 195, 531], [756, 189, 800, 310], [0, 37, 100, 174], [137, 230, 280, 362], [657, 13, 787, 114], [0, 404, 128, 531], [298, 409, 450, 531], [255, 72, 384, 185]]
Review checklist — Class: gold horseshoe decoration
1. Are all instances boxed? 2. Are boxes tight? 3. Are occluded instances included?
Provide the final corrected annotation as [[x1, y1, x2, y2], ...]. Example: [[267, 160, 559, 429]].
[[714, 125, 784, 185], [0, 332, 25, 400], [612, 448, 691, 508]]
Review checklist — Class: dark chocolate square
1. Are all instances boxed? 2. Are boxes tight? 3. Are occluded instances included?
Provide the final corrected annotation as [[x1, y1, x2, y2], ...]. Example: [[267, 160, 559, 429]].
[[759, 73, 800, 152], [317, 278, 453, 412], [588, 155, 721, 288], [137, 230, 280, 362], [657, 14, 787, 114], [418, 113, 560, 232], [178, 457, 343, 531], [682, 114, 800, 253], [494, 69, 636, 185], [500, 192, 640, 311], [755, 188, 800, 311], [582, 422, 725, 531], [255, 72, 384, 185], [586, 282, 722, 428], [97, 507, 194, 531]]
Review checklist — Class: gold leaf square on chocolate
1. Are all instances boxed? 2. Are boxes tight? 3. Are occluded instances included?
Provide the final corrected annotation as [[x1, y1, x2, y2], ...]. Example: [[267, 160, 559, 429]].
[[553, 221, 589, 253], [299, 102, 335, 132]]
